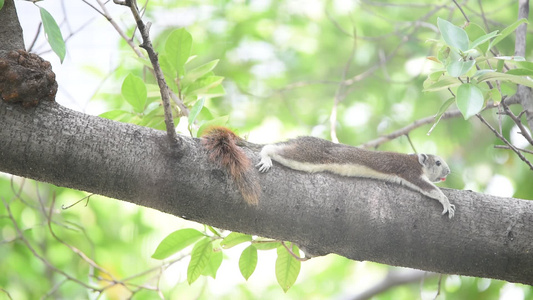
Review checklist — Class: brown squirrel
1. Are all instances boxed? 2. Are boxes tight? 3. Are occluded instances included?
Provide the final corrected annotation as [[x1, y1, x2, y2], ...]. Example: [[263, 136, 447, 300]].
[[202, 127, 455, 218]]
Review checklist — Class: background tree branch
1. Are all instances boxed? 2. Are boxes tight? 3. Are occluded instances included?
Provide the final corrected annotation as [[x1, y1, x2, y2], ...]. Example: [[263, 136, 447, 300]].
[[1, 99, 532, 285]]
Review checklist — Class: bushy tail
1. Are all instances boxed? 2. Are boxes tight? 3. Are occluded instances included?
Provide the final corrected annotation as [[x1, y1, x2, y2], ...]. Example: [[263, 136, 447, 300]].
[[201, 127, 260, 205]]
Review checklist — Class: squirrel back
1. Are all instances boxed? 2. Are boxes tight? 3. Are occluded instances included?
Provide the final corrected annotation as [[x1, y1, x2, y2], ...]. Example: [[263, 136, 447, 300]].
[[201, 127, 260, 205]]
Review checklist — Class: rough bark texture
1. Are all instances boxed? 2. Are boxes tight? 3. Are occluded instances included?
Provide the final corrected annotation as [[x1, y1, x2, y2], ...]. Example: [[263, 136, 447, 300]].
[[0, 50, 57, 107], [0, 0, 25, 51], [1, 99, 533, 286]]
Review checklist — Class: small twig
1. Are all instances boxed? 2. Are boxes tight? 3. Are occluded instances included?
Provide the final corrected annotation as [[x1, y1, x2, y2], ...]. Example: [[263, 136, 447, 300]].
[[494, 145, 533, 155], [61, 193, 93, 209], [361, 109, 463, 149], [501, 101, 533, 146], [123, 0, 177, 142], [92, 0, 145, 58], [433, 274, 443, 300], [0, 288, 13, 300], [452, 0, 470, 23], [48, 193, 119, 283], [27, 22, 42, 52], [1, 196, 100, 291], [476, 113, 533, 170], [281, 241, 309, 262], [360, 99, 518, 149], [405, 134, 418, 154]]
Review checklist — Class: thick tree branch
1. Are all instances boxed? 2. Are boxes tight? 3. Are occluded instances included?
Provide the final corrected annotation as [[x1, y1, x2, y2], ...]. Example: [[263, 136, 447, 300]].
[[0, 0, 24, 51], [1, 99, 533, 285]]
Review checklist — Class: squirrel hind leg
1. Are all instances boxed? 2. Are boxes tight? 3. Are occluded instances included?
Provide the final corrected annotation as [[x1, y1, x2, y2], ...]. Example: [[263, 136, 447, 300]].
[[256, 144, 281, 172]]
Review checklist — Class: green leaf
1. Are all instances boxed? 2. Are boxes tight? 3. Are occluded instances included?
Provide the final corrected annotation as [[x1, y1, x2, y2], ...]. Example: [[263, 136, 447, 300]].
[[188, 98, 205, 127], [464, 22, 489, 54], [489, 18, 528, 50], [477, 71, 533, 88], [205, 84, 226, 98], [515, 61, 533, 71], [201, 250, 223, 279], [187, 238, 212, 284], [220, 232, 252, 249], [121, 74, 147, 113], [489, 88, 502, 103], [239, 245, 258, 280], [206, 225, 221, 237], [185, 76, 225, 97], [437, 45, 450, 62], [470, 30, 498, 50], [0, 0, 4, 11], [437, 18, 469, 52], [275, 244, 301, 292], [39, 7, 66, 63], [422, 76, 461, 92], [501, 81, 517, 97], [165, 28, 193, 76], [151, 228, 204, 260], [472, 69, 495, 78], [496, 59, 505, 72], [183, 60, 220, 86], [506, 68, 533, 76], [428, 70, 445, 81], [427, 97, 455, 135], [446, 59, 475, 77], [456, 83, 484, 120]]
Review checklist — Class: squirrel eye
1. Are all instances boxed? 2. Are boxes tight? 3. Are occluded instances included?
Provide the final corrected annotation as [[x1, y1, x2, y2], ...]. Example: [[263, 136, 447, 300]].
[[436, 161, 441, 166]]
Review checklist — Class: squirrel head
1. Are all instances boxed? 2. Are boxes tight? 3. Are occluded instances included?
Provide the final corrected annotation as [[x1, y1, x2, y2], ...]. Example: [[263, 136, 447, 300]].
[[418, 154, 450, 183]]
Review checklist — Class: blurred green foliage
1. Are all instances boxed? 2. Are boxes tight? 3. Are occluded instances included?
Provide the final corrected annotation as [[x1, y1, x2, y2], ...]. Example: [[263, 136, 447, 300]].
[[2, 0, 533, 299]]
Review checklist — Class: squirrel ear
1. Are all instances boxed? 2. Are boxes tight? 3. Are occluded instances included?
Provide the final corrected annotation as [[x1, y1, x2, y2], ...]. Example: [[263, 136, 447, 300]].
[[418, 153, 428, 165]]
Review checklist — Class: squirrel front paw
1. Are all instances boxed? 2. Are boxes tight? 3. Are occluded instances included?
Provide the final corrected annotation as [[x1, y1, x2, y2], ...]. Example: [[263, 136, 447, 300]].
[[256, 158, 273, 173], [442, 203, 455, 219]]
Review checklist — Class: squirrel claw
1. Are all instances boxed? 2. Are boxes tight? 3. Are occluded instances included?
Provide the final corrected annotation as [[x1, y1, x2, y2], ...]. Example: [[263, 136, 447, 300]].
[[256, 158, 272, 173], [442, 204, 455, 219]]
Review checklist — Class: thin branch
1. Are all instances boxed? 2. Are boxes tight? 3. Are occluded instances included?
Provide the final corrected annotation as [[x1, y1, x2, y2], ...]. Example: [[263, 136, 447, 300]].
[[360, 99, 520, 149], [1, 196, 100, 291], [452, 0, 470, 23], [27, 22, 42, 52], [501, 101, 533, 146], [0, 288, 13, 300], [122, 0, 177, 142], [349, 269, 438, 300], [433, 274, 443, 300], [46, 193, 119, 283], [494, 145, 533, 155], [61, 193, 94, 209], [92, 0, 145, 58], [281, 241, 309, 261], [476, 113, 533, 170], [360, 109, 463, 149]]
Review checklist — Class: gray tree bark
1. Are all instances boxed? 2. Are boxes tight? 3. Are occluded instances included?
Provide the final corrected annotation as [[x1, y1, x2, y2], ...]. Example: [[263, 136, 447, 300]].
[[1, 99, 533, 286], [0, 0, 24, 51]]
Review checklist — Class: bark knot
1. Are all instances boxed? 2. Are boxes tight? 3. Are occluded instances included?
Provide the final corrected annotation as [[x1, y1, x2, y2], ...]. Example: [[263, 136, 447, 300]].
[[0, 49, 57, 107]]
